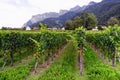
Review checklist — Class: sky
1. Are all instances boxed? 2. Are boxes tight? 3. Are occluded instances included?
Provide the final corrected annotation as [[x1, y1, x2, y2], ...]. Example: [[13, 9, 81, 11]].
[[0, 0, 102, 28]]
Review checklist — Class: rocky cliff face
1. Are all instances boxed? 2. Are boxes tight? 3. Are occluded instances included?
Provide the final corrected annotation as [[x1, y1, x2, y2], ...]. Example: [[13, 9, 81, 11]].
[[23, 5, 82, 28], [23, 0, 120, 28]]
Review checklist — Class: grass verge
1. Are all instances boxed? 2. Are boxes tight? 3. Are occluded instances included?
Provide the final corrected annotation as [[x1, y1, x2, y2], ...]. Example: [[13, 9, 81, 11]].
[[32, 41, 77, 80], [84, 45, 120, 80]]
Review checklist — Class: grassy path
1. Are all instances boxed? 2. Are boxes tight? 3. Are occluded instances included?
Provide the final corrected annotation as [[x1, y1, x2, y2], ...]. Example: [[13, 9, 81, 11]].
[[1, 41, 120, 80], [0, 40, 82, 80], [87, 42, 112, 65], [0, 58, 35, 80], [0, 55, 33, 71], [25, 43, 68, 80], [0, 52, 36, 80], [31, 41, 77, 80], [84, 45, 120, 80], [0, 47, 35, 68]]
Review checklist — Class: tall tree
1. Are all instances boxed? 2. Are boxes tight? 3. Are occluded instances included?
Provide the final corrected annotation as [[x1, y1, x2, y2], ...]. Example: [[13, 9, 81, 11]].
[[73, 16, 83, 29], [107, 17, 119, 26], [65, 20, 74, 30], [65, 12, 98, 30], [86, 12, 98, 30]]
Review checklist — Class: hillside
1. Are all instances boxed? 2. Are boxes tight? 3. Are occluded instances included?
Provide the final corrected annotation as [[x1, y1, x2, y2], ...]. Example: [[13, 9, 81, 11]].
[[23, 5, 84, 28], [84, 0, 120, 25], [23, 0, 120, 28], [23, 11, 68, 27]]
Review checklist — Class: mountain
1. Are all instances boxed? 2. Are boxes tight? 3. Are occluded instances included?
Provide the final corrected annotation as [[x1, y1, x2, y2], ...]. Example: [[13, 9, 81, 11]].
[[82, 0, 120, 25], [41, 6, 84, 28], [23, 5, 84, 28], [59, 10, 68, 15], [23, 0, 120, 28], [23, 11, 67, 27], [70, 5, 82, 11], [88, 1, 97, 5]]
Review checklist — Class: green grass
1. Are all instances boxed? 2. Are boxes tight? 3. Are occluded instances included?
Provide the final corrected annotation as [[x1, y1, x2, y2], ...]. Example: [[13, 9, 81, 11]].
[[31, 41, 77, 80], [0, 58, 35, 80], [74, 70, 88, 80], [0, 47, 36, 67], [84, 45, 120, 80], [1, 40, 120, 80]]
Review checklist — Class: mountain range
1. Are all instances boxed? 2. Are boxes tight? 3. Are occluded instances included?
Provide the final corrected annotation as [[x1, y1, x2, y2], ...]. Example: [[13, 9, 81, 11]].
[[23, 5, 84, 28], [83, 0, 120, 25], [23, 0, 120, 28]]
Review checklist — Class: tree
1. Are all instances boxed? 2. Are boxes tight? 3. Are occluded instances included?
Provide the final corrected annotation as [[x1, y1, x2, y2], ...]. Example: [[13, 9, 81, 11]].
[[73, 16, 83, 29], [98, 25, 104, 30], [65, 12, 98, 30], [107, 17, 119, 26], [86, 13, 98, 30], [76, 12, 98, 30], [65, 20, 74, 30], [39, 23, 48, 30]]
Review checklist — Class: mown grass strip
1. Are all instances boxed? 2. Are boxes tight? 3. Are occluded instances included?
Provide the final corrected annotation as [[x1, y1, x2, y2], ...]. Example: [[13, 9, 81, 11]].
[[0, 59, 35, 80], [84, 45, 120, 80], [31, 41, 77, 80]]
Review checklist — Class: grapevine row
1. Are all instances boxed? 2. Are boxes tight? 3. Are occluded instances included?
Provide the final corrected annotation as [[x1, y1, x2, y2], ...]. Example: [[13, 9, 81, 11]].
[[86, 26, 120, 66], [0, 30, 68, 69]]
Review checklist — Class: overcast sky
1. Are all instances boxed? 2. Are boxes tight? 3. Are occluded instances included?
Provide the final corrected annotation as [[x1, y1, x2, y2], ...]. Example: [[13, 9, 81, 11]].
[[0, 0, 102, 28]]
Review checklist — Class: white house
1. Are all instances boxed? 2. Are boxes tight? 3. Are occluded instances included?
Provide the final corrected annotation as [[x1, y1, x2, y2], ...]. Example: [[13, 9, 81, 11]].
[[61, 27, 65, 30], [26, 26, 31, 30], [92, 26, 98, 31]]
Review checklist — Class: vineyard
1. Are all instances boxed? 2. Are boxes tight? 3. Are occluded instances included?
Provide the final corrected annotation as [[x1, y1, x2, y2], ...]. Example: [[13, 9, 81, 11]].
[[0, 26, 120, 80]]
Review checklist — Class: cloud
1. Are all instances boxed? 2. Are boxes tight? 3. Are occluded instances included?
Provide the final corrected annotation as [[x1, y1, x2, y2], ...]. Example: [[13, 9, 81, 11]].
[[0, 0, 102, 28], [0, 0, 42, 27], [1, 0, 30, 7]]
